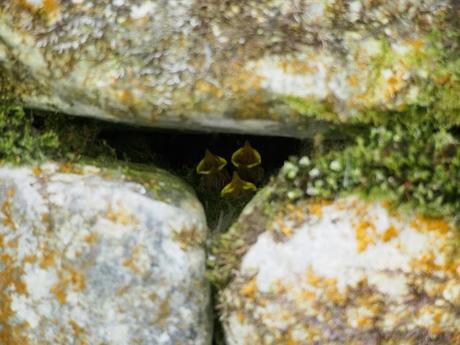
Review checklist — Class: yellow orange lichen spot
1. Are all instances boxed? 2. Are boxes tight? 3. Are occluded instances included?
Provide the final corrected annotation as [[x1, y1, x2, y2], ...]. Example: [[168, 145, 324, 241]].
[[383, 69, 406, 101], [84, 232, 98, 245], [380, 224, 399, 242], [69, 269, 86, 292], [347, 74, 360, 87], [407, 38, 424, 50], [20, 0, 60, 16], [239, 277, 257, 298], [411, 216, 450, 234], [122, 244, 145, 274], [274, 218, 293, 238], [194, 80, 224, 98], [354, 220, 377, 253], [51, 282, 67, 305], [39, 248, 56, 269], [307, 202, 323, 218], [32, 166, 42, 177], [1, 189, 16, 230], [297, 289, 315, 301], [106, 205, 138, 226], [236, 311, 246, 323]]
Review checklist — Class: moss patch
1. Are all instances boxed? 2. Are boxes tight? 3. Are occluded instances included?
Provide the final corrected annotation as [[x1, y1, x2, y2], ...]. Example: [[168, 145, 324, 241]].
[[0, 105, 59, 163], [277, 111, 460, 221]]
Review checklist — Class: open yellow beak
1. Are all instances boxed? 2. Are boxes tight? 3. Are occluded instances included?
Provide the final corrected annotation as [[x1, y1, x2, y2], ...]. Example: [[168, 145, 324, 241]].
[[196, 149, 227, 175], [231, 141, 261, 169], [221, 171, 257, 198]]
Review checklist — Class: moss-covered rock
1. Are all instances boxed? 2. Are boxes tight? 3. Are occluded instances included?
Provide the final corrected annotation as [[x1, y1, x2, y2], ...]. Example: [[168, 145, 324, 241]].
[[0, 162, 211, 345], [211, 117, 460, 343], [218, 195, 459, 344], [1, 1, 459, 136]]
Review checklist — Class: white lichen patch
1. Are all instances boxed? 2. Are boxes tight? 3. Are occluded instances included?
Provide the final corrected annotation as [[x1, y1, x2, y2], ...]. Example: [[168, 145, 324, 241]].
[[221, 196, 460, 344], [0, 163, 211, 345]]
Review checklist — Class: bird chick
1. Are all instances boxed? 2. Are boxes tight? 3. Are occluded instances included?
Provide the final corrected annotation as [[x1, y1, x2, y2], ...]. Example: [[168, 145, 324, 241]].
[[196, 149, 230, 194], [221, 171, 257, 199], [231, 141, 263, 184]]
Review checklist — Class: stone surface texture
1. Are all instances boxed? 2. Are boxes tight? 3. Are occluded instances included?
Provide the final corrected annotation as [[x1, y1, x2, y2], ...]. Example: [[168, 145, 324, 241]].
[[219, 195, 460, 344], [0, 163, 211, 345], [1, 1, 459, 137]]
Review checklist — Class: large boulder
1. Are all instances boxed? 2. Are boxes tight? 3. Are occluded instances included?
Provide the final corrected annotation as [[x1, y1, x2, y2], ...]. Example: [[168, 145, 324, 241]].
[[1, 1, 459, 137], [0, 163, 211, 345], [216, 193, 460, 344]]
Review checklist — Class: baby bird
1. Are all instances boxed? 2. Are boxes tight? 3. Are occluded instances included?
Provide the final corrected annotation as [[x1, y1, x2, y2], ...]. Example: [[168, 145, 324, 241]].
[[196, 149, 230, 194], [220, 171, 257, 199], [231, 141, 263, 184]]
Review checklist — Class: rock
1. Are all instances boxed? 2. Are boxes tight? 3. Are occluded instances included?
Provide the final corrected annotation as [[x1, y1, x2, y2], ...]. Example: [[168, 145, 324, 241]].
[[216, 192, 460, 344], [1, 1, 459, 137], [0, 163, 211, 345]]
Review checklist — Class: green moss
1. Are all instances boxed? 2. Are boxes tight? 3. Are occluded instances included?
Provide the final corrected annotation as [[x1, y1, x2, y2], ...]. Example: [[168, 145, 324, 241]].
[[281, 29, 460, 127], [282, 95, 338, 122], [0, 104, 59, 163], [277, 111, 460, 221]]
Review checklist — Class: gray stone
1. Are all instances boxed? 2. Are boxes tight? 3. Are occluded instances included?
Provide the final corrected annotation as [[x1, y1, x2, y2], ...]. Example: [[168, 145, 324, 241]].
[[0, 163, 211, 345], [1, 1, 459, 137], [216, 192, 460, 344]]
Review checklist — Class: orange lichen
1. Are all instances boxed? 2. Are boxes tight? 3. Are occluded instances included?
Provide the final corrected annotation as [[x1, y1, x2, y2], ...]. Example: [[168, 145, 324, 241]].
[[2, 188, 16, 230], [383, 69, 406, 100], [195, 80, 224, 98], [84, 232, 98, 245], [223, 61, 263, 95], [273, 218, 293, 237], [306, 269, 321, 287], [0, 251, 30, 344], [354, 220, 377, 253], [69, 320, 88, 345], [406, 38, 424, 50], [122, 245, 143, 274], [278, 59, 317, 74], [40, 246, 56, 269], [19, 0, 60, 15], [411, 216, 450, 234], [380, 225, 399, 242], [297, 289, 315, 301], [347, 74, 360, 87], [236, 312, 246, 323], [307, 202, 324, 218], [31, 166, 42, 177], [285, 204, 305, 223], [69, 269, 86, 292], [51, 283, 67, 305], [6, 238, 18, 249], [52, 267, 87, 304], [22, 255, 37, 264], [106, 205, 138, 226], [239, 277, 257, 298]]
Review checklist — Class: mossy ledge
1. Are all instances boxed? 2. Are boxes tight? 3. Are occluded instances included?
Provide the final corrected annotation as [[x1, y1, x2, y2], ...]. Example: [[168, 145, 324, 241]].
[[209, 108, 460, 288]]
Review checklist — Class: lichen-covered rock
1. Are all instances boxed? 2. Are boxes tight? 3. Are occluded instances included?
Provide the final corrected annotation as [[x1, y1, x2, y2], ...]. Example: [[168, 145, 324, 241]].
[[1, 1, 459, 137], [0, 163, 211, 345], [217, 194, 460, 344]]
